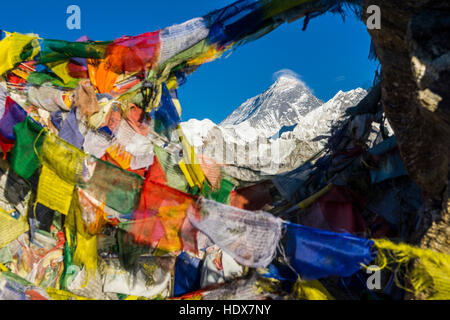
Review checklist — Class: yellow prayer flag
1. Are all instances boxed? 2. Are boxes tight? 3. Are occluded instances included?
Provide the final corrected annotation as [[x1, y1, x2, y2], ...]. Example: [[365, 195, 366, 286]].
[[177, 126, 206, 187], [46, 287, 92, 300], [178, 159, 195, 188], [0, 31, 40, 76], [46, 61, 79, 86], [372, 239, 450, 300], [172, 98, 182, 117], [41, 133, 87, 185], [0, 211, 29, 248], [36, 165, 75, 215], [0, 262, 8, 272], [124, 295, 149, 300], [105, 144, 132, 170], [294, 279, 335, 300]]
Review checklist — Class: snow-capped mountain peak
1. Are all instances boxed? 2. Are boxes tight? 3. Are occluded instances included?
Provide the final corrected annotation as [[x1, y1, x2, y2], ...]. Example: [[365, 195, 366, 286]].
[[292, 88, 367, 142], [220, 75, 323, 138], [271, 73, 305, 90], [181, 75, 367, 175]]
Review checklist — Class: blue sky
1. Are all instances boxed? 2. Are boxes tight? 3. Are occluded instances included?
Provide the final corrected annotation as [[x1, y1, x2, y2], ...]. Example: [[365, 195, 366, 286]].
[[0, 1, 379, 123]]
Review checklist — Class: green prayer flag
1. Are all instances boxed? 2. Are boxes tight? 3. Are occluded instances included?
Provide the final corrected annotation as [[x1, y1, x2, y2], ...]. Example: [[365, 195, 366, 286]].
[[10, 117, 46, 180]]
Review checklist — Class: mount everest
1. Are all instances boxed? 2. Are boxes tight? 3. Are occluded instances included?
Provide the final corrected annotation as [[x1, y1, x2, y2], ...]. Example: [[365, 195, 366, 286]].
[[180, 74, 368, 177]]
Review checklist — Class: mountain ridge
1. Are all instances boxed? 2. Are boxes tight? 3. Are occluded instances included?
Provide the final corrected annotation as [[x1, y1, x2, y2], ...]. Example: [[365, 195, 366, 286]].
[[180, 76, 367, 175], [220, 75, 323, 138]]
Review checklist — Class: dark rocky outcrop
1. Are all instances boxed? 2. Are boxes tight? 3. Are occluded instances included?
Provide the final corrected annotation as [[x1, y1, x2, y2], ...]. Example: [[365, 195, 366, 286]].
[[362, 0, 450, 255]]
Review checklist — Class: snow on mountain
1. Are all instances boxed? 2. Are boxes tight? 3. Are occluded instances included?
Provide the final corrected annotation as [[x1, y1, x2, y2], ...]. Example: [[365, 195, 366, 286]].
[[180, 76, 367, 177], [220, 74, 323, 138], [292, 88, 368, 143], [179, 118, 217, 147]]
